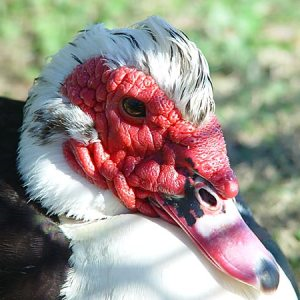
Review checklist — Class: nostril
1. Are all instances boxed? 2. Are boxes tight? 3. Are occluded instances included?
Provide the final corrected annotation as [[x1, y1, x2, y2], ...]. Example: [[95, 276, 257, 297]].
[[257, 259, 280, 292], [198, 188, 217, 207], [194, 180, 224, 214]]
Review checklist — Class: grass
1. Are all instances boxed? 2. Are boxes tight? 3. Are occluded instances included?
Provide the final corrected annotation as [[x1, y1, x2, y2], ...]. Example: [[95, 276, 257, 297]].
[[0, 0, 299, 285]]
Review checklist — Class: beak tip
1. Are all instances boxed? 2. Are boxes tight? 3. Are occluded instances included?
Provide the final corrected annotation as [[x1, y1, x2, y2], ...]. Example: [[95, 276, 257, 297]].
[[257, 259, 280, 292]]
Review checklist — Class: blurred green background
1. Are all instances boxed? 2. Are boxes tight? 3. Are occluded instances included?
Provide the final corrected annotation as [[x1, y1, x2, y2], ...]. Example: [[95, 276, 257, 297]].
[[0, 0, 299, 285]]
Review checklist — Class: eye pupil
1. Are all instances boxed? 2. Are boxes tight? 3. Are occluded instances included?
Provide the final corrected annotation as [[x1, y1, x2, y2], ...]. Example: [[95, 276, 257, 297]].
[[122, 98, 146, 117]]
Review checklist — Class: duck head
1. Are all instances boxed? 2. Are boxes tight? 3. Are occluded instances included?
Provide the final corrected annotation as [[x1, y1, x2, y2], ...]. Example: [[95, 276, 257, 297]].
[[18, 16, 279, 293]]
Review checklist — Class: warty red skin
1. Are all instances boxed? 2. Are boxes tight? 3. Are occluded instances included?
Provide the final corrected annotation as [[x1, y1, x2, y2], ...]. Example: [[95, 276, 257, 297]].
[[61, 57, 239, 215]]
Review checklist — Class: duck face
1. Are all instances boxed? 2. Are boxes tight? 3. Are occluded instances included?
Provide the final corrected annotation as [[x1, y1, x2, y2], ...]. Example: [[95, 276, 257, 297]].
[[19, 17, 280, 293]]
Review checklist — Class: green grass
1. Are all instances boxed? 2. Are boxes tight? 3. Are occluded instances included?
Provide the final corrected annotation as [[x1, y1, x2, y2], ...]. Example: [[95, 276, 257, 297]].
[[0, 0, 299, 285]]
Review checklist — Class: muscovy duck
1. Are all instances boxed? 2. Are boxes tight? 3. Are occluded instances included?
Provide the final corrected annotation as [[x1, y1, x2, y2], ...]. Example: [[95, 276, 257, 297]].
[[0, 16, 299, 299]]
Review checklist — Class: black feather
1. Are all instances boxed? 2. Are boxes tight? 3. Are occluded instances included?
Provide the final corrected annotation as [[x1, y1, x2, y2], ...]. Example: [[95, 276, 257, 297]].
[[0, 98, 71, 300]]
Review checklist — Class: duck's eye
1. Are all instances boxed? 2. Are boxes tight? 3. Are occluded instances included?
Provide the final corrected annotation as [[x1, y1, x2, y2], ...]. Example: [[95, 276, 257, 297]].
[[122, 98, 146, 118]]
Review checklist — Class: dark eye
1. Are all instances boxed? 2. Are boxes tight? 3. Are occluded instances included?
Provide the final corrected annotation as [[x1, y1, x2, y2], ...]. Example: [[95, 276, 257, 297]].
[[122, 98, 146, 118]]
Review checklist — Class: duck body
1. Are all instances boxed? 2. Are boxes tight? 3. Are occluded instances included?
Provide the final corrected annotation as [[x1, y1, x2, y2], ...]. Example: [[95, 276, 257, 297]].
[[0, 158, 298, 299], [0, 174, 297, 300], [0, 16, 299, 300]]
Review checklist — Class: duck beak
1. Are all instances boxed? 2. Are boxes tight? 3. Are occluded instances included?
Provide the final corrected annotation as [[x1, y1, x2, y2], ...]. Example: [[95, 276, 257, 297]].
[[153, 181, 280, 292]]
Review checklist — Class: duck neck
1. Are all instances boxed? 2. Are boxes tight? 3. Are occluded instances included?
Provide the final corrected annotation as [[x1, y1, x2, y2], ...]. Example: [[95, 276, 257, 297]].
[[57, 213, 297, 300]]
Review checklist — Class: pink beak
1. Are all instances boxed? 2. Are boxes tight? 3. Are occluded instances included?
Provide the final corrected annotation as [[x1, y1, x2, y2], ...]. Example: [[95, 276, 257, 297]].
[[153, 182, 279, 292]]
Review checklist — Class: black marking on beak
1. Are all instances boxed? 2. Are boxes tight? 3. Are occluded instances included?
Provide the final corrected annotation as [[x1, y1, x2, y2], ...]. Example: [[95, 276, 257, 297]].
[[163, 179, 203, 227]]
